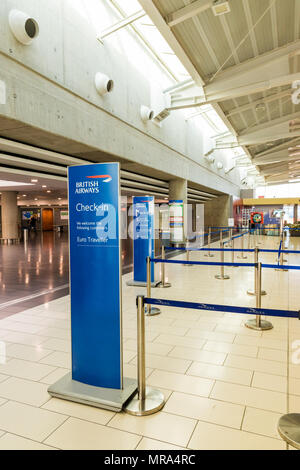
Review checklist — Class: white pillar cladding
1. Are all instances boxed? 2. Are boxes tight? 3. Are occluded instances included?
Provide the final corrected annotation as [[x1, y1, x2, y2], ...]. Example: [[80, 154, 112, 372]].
[[1, 191, 18, 239], [169, 179, 187, 243]]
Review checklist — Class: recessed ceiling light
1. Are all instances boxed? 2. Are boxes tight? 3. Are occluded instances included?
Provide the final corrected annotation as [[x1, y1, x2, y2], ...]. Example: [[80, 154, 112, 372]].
[[22, 194, 27, 197], [47, 190, 51, 193], [31, 179, 38, 183], [42, 185, 47, 188], [212, 0, 231, 16]]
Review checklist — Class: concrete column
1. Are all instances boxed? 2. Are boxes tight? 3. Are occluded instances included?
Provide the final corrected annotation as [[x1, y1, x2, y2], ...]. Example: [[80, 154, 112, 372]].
[[1, 191, 18, 239], [294, 204, 298, 224], [204, 194, 232, 228]]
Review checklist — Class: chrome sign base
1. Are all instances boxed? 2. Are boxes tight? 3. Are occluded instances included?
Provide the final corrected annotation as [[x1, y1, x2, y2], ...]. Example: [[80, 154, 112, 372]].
[[48, 373, 137, 413]]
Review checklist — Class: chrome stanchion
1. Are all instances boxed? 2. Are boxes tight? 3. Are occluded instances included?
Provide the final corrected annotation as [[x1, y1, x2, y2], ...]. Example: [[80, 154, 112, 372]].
[[248, 230, 251, 250], [124, 295, 165, 416], [245, 263, 273, 331], [275, 235, 288, 272], [220, 229, 223, 245], [231, 237, 238, 267], [158, 246, 171, 288], [205, 227, 214, 258], [229, 228, 233, 248], [247, 247, 267, 296], [238, 232, 247, 259], [278, 414, 300, 449], [146, 257, 161, 316], [215, 242, 230, 280]]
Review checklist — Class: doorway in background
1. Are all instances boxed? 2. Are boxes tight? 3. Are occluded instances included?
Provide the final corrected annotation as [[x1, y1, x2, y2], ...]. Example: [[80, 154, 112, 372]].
[[42, 208, 54, 231]]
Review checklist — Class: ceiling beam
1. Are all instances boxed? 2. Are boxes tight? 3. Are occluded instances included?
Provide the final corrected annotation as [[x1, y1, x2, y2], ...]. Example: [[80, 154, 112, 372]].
[[138, 0, 205, 86], [225, 90, 291, 118], [165, 0, 212, 28], [236, 112, 300, 146], [99, 10, 146, 40]]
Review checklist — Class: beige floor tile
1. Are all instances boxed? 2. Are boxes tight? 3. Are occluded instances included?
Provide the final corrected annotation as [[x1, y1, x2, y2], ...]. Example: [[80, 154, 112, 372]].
[[39, 351, 71, 369], [41, 338, 71, 353], [0, 377, 50, 406], [258, 348, 288, 363], [186, 329, 235, 343], [124, 339, 173, 356], [211, 381, 287, 413], [188, 421, 286, 450], [38, 327, 70, 340], [1, 332, 48, 347], [147, 369, 213, 397], [44, 417, 140, 450], [203, 340, 258, 358], [288, 394, 300, 413], [42, 397, 115, 425], [0, 358, 55, 381], [234, 335, 287, 351], [130, 354, 191, 374], [136, 437, 185, 450], [252, 372, 287, 393], [225, 354, 287, 376], [0, 433, 56, 450], [154, 334, 206, 350], [39, 368, 70, 385], [6, 344, 53, 362], [289, 377, 300, 396], [168, 347, 226, 365], [109, 411, 196, 447], [164, 392, 244, 429], [0, 374, 8, 383], [242, 407, 283, 440], [0, 401, 67, 441], [187, 362, 252, 386]]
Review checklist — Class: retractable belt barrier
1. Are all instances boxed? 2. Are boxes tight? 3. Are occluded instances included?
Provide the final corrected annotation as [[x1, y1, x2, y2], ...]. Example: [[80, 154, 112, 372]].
[[144, 297, 300, 320]]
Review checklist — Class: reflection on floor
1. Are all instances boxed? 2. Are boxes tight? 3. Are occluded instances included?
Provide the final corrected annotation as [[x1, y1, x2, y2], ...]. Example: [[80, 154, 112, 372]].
[[0, 232, 69, 319], [0, 234, 299, 449]]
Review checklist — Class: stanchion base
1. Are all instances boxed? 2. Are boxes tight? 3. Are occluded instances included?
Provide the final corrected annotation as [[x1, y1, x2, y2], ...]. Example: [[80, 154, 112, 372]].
[[204, 254, 214, 258], [275, 268, 288, 272], [237, 255, 247, 260], [247, 289, 267, 296], [145, 307, 161, 316], [124, 387, 165, 416], [278, 413, 300, 449], [215, 275, 230, 280], [157, 282, 172, 288], [245, 319, 273, 331]]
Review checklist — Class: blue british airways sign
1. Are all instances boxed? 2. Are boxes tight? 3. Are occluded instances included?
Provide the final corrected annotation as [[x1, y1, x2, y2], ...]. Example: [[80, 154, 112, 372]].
[[68, 163, 122, 390]]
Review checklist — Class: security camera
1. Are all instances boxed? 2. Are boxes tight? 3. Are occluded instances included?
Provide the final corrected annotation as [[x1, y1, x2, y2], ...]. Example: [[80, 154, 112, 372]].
[[95, 72, 114, 96], [140, 105, 154, 122], [9, 9, 39, 45]]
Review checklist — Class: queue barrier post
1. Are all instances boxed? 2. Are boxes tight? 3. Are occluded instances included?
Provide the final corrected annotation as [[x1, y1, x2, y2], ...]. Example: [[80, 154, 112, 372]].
[[245, 262, 273, 331], [146, 257, 161, 316], [278, 414, 300, 450], [205, 227, 214, 258], [158, 246, 171, 288], [215, 242, 230, 280], [247, 247, 267, 296], [124, 295, 165, 416], [248, 230, 251, 250], [275, 236, 288, 272], [238, 231, 247, 260], [229, 228, 233, 248]]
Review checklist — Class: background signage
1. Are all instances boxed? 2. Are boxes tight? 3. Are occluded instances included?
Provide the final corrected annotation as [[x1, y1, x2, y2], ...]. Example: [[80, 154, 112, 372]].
[[170, 200, 184, 244], [133, 196, 155, 284], [68, 163, 122, 390]]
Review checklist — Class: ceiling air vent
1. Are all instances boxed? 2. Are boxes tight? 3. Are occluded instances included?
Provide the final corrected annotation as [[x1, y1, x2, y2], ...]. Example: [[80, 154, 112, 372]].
[[212, 1, 231, 16]]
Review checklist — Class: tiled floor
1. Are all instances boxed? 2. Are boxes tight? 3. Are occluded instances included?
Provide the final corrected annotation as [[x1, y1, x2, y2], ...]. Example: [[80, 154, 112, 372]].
[[0, 234, 298, 450]]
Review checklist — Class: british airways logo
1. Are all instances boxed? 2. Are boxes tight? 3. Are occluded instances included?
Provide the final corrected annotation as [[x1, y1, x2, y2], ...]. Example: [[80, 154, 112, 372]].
[[75, 175, 112, 194], [87, 175, 112, 183]]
